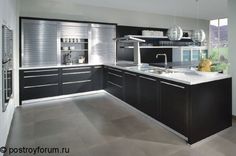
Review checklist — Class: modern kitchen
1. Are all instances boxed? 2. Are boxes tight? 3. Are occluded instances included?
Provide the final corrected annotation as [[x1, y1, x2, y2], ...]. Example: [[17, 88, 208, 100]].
[[1, 0, 236, 156]]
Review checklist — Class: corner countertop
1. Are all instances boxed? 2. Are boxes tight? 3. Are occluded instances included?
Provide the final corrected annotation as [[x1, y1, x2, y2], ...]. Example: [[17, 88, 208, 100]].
[[19, 61, 231, 85], [104, 61, 231, 85]]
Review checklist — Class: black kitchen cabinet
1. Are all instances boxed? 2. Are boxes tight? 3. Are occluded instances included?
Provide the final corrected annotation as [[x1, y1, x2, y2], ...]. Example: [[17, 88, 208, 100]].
[[61, 66, 92, 95], [138, 75, 159, 119], [105, 67, 124, 100], [20, 66, 100, 104], [92, 66, 103, 90], [160, 80, 188, 136], [124, 71, 138, 108], [20, 68, 60, 102]]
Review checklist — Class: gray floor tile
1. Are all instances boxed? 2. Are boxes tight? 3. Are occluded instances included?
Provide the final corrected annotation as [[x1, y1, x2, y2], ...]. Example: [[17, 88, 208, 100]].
[[6, 92, 236, 156]]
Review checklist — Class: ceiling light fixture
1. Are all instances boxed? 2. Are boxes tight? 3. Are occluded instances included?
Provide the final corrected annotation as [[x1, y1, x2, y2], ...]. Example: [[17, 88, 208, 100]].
[[167, 2, 183, 41], [191, 0, 206, 43]]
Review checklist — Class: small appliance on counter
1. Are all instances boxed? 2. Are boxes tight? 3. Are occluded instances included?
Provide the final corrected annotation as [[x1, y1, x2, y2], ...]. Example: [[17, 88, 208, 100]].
[[78, 56, 85, 64]]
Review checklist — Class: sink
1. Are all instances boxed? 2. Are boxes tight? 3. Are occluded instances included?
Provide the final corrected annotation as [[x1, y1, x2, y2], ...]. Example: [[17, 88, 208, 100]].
[[147, 69, 177, 74], [125, 65, 179, 75]]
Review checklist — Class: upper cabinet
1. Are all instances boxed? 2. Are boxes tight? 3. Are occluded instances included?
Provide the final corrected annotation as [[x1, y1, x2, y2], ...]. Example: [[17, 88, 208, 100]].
[[20, 18, 117, 68], [89, 24, 116, 64], [21, 19, 58, 67], [172, 47, 208, 62]]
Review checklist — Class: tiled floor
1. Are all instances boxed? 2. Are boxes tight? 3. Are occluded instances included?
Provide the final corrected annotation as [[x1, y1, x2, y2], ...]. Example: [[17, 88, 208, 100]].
[[6, 92, 236, 156]]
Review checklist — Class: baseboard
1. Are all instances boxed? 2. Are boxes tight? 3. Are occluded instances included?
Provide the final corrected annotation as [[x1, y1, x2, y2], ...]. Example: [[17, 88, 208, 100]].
[[21, 90, 105, 105]]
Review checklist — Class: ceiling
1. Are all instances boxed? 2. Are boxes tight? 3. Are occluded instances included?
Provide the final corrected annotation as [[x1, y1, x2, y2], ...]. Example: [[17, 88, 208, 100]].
[[54, 0, 227, 20]]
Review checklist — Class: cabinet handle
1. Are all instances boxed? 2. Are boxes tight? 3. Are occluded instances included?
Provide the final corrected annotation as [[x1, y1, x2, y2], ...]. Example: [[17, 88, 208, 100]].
[[63, 80, 91, 85], [108, 72, 122, 78], [94, 66, 102, 69], [24, 83, 58, 89], [108, 68, 122, 73], [107, 81, 123, 88], [24, 74, 58, 78], [24, 69, 58, 73], [62, 71, 91, 75], [160, 81, 185, 89], [124, 72, 137, 76], [139, 76, 156, 81], [63, 67, 91, 71]]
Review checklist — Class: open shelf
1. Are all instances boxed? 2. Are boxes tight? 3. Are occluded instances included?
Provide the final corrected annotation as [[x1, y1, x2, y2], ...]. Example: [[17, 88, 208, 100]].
[[61, 49, 88, 52]]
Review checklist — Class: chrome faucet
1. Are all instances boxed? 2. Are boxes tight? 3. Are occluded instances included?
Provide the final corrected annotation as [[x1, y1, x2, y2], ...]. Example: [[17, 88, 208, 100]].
[[156, 54, 168, 69]]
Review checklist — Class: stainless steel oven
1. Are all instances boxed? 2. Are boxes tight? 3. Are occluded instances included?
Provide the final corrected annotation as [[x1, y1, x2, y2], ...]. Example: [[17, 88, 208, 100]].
[[2, 25, 13, 112]]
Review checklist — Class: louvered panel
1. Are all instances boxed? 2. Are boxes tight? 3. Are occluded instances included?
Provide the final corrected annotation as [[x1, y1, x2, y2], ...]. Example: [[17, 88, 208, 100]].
[[90, 24, 116, 64], [22, 20, 58, 67], [60, 25, 88, 38]]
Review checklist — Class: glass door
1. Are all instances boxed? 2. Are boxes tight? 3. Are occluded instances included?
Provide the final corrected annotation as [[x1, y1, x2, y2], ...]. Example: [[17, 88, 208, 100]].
[[182, 49, 191, 62]]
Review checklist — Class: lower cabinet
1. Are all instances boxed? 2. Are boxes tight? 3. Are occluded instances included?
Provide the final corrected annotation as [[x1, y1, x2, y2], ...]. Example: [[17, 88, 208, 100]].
[[92, 66, 103, 90], [105, 67, 124, 100], [62, 80, 92, 95], [23, 85, 59, 100], [160, 80, 188, 136], [138, 75, 160, 119], [61, 66, 93, 95], [20, 66, 102, 103], [20, 68, 60, 101], [124, 71, 138, 108]]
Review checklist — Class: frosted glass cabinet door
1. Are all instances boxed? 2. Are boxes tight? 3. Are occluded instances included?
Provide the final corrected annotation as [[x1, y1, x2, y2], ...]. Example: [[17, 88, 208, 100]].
[[182, 50, 191, 62], [192, 50, 200, 61]]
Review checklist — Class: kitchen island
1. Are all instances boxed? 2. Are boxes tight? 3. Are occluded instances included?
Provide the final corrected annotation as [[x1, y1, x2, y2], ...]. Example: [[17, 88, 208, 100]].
[[103, 62, 232, 144]]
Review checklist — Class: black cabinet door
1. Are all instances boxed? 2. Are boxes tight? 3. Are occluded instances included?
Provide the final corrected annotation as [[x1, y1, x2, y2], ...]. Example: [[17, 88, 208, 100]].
[[92, 66, 103, 90], [124, 72, 138, 108], [104, 67, 124, 100], [160, 81, 187, 136], [138, 75, 159, 119]]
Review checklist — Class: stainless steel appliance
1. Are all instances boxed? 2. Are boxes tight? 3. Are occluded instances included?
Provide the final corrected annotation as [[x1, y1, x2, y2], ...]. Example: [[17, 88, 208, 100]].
[[2, 25, 13, 112]]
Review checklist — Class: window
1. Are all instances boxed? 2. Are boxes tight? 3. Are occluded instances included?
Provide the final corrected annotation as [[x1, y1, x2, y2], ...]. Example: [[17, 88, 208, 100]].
[[209, 18, 228, 59]]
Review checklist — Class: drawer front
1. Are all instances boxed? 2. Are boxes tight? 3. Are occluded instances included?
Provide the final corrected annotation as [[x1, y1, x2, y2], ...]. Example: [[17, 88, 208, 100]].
[[24, 75, 59, 86], [106, 81, 123, 99], [22, 85, 59, 100], [107, 67, 122, 75], [62, 67, 92, 73], [62, 71, 91, 82], [107, 71, 123, 86], [62, 80, 92, 95], [23, 69, 59, 76]]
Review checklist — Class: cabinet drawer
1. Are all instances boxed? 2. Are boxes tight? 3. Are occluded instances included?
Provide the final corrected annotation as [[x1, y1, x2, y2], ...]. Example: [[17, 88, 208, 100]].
[[62, 71, 91, 82], [107, 71, 123, 86], [62, 80, 92, 95], [62, 67, 92, 73], [23, 69, 59, 76], [108, 67, 122, 75], [22, 84, 59, 100], [24, 75, 59, 86], [106, 81, 123, 99]]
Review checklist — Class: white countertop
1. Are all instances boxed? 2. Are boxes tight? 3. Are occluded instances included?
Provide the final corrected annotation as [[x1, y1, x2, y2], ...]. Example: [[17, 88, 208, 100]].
[[19, 61, 231, 85], [105, 62, 231, 85]]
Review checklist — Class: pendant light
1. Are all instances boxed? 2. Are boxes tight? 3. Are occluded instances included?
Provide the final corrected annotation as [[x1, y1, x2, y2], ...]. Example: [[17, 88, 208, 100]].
[[167, 1, 183, 41], [191, 0, 206, 43], [167, 25, 183, 41]]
